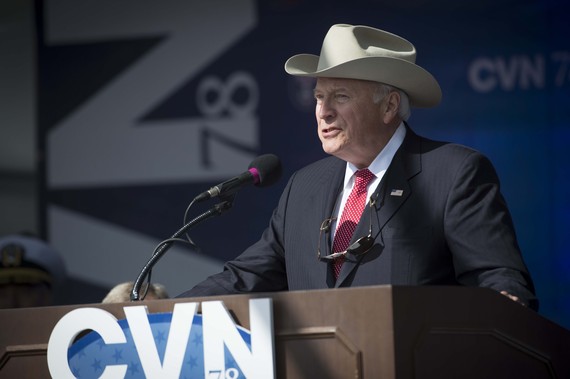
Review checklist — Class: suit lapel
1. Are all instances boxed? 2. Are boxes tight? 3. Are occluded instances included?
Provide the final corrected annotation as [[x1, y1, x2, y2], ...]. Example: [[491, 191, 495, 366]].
[[335, 128, 422, 287], [306, 159, 345, 287]]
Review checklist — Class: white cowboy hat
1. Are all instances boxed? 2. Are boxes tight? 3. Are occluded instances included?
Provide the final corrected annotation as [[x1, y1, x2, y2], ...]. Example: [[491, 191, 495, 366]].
[[284, 24, 442, 108]]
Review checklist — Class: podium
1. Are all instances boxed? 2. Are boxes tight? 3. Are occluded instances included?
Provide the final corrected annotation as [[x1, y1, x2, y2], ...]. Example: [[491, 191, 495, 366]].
[[1, 285, 569, 378]]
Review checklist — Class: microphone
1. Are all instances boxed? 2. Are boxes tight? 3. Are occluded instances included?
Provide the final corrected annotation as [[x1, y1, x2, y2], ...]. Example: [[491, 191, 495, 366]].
[[194, 154, 282, 202], [131, 154, 281, 301]]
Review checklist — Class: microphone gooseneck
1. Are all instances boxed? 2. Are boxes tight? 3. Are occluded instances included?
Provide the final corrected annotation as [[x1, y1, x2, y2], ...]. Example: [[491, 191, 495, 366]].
[[130, 154, 282, 301], [130, 201, 233, 301]]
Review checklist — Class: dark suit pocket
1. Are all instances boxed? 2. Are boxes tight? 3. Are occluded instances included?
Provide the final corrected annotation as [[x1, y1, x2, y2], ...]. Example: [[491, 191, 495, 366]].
[[382, 225, 432, 240], [382, 225, 433, 285]]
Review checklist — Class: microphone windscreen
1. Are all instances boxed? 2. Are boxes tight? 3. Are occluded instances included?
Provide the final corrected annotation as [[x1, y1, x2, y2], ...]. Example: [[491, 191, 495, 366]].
[[248, 154, 282, 187]]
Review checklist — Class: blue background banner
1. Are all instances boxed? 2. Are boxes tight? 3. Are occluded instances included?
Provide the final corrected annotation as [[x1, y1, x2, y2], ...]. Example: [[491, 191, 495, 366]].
[[39, 0, 569, 329]]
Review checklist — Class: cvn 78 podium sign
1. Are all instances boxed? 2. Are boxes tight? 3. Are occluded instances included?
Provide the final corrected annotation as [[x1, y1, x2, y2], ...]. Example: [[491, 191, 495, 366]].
[[47, 299, 275, 379]]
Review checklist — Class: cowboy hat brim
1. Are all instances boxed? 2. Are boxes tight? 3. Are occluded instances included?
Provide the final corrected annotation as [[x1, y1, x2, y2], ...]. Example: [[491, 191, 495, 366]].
[[285, 53, 442, 108]]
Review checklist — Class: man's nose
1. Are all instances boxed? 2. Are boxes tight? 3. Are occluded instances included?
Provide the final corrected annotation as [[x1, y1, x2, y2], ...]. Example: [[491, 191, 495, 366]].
[[318, 99, 336, 119]]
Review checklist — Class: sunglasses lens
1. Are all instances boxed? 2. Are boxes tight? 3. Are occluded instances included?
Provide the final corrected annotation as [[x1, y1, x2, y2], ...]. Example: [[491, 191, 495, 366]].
[[347, 236, 374, 255]]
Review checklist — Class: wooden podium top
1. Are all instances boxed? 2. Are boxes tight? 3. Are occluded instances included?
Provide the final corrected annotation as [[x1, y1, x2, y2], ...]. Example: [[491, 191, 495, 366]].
[[1, 285, 568, 379]]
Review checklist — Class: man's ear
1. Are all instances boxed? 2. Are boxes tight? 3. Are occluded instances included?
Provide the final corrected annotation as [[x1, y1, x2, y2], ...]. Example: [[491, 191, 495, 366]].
[[382, 91, 401, 124]]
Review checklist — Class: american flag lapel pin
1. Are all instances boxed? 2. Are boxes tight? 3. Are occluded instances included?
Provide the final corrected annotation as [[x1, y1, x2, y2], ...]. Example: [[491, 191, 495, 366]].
[[390, 189, 404, 197]]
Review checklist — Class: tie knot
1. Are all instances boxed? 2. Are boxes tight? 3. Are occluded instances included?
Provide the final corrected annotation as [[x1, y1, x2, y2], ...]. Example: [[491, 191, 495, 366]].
[[354, 169, 375, 190]]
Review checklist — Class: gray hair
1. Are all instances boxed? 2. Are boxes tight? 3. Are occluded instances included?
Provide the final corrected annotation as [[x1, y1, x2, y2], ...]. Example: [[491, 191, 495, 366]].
[[102, 281, 169, 303], [373, 83, 411, 121]]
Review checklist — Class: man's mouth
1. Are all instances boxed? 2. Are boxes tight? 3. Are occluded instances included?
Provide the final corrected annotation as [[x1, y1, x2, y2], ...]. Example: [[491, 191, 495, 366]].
[[322, 126, 341, 136]]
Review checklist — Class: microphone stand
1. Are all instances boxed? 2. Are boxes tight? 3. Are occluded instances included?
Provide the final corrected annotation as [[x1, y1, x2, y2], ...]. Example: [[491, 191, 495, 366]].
[[130, 199, 233, 301]]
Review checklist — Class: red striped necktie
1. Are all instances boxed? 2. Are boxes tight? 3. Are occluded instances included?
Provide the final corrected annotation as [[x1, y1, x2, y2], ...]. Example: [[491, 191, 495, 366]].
[[332, 168, 375, 280]]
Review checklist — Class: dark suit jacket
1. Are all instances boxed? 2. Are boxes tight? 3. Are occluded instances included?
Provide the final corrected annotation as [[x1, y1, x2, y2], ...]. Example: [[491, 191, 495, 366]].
[[180, 127, 538, 309]]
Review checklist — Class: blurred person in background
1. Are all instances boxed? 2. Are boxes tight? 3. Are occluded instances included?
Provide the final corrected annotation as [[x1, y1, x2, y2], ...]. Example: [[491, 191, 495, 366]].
[[0, 232, 66, 308]]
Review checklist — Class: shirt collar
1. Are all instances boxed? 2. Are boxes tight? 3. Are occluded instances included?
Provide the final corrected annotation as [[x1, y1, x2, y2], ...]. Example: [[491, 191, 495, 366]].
[[343, 122, 407, 188]]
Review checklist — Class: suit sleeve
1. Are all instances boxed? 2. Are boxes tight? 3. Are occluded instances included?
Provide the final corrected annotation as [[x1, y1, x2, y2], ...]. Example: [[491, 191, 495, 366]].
[[443, 151, 538, 310]]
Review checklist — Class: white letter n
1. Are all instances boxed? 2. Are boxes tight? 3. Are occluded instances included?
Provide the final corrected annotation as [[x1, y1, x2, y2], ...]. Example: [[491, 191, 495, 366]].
[[202, 298, 275, 379]]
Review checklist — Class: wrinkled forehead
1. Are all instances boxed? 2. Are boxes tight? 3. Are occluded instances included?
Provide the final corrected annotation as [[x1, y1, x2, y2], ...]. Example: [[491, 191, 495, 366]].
[[314, 77, 379, 93]]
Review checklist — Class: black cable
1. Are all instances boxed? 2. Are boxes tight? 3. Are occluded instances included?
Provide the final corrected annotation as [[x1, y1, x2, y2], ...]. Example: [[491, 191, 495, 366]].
[[130, 200, 233, 301]]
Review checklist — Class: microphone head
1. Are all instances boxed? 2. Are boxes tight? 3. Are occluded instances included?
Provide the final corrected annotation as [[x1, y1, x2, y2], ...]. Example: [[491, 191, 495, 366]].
[[248, 154, 282, 188]]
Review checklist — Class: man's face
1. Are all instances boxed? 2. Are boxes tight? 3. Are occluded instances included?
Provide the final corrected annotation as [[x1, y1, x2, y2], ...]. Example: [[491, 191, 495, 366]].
[[313, 77, 391, 168]]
